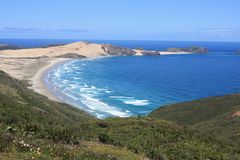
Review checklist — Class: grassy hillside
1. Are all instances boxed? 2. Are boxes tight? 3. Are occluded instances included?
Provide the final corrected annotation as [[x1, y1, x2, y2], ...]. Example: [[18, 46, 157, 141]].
[[150, 95, 240, 144], [0, 70, 145, 160], [0, 70, 240, 159]]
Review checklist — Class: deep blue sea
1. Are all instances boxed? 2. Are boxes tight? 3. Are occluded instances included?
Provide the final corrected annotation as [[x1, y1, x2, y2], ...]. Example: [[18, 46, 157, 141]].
[[1, 39, 240, 118]]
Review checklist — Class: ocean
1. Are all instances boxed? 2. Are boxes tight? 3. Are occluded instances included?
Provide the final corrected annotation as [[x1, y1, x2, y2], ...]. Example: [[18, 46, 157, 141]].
[[1, 39, 240, 118], [1, 39, 240, 52]]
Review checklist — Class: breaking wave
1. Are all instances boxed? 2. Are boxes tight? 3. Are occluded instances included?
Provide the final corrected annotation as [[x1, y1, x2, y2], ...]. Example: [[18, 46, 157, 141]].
[[44, 59, 148, 119]]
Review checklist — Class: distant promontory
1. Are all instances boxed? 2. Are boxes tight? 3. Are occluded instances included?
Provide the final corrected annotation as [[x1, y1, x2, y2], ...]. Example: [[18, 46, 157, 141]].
[[166, 46, 208, 53], [0, 44, 21, 50]]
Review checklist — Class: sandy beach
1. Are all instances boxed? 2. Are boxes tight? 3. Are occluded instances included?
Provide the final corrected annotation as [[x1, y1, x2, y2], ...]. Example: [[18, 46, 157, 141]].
[[0, 42, 109, 100], [0, 41, 107, 58], [0, 57, 71, 100], [29, 58, 71, 101]]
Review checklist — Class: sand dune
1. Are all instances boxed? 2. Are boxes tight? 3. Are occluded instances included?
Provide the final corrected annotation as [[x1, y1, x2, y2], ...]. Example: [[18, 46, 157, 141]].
[[0, 41, 107, 58]]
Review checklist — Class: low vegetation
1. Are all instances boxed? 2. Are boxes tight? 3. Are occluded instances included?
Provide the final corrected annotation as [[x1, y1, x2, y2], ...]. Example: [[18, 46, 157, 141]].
[[150, 94, 240, 145], [0, 70, 240, 159]]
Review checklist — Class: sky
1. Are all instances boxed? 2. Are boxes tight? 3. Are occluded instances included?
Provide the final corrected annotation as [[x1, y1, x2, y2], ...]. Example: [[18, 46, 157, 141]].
[[0, 0, 239, 41]]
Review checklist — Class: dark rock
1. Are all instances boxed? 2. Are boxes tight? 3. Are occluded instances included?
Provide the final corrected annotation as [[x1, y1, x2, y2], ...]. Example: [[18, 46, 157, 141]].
[[102, 44, 136, 56], [166, 46, 208, 53], [98, 122, 109, 128]]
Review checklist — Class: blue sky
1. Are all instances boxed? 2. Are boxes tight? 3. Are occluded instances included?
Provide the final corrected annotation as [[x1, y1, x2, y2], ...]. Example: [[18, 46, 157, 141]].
[[0, 0, 239, 41]]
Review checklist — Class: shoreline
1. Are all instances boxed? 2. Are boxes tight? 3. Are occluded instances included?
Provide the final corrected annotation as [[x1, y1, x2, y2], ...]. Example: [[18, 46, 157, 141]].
[[29, 58, 72, 101], [0, 41, 206, 106], [30, 56, 107, 102]]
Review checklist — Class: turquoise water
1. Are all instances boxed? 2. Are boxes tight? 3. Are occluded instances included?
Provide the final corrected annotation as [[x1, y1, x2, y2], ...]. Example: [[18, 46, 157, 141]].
[[45, 52, 240, 118]]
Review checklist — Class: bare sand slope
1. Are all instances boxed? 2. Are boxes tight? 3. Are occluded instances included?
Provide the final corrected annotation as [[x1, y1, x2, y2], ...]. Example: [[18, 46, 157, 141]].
[[0, 41, 107, 58]]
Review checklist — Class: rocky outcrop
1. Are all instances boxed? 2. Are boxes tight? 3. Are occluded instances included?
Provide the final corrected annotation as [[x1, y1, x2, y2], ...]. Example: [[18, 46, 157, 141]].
[[102, 44, 136, 56], [166, 46, 208, 53]]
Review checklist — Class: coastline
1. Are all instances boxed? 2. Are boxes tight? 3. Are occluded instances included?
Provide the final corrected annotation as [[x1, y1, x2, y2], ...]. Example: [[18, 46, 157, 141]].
[[30, 56, 108, 102], [0, 41, 203, 104], [29, 58, 72, 101]]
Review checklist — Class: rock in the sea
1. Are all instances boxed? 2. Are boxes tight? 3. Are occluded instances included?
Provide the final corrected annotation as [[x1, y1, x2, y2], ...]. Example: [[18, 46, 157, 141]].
[[166, 46, 208, 53]]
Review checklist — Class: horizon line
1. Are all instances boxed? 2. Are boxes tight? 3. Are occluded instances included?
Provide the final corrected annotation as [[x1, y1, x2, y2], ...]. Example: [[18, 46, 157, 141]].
[[0, 38, 240, 43]]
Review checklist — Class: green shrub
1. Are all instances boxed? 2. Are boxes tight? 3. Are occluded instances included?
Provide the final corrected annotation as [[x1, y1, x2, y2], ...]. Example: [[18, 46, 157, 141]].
[[98, 122, 109, 128], [98, 133, 113, 144], [0, 133, 14, 152]]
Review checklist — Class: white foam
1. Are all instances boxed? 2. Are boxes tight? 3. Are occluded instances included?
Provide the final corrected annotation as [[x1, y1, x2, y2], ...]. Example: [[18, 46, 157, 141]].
[[95, 113, 106, 119], [80, 94, 131, 118], [74, 77, 82, 80], [47, 60, 133, 118], [80, 87, 95, 91], [64, 93, 79, 101], [110, 96, 134, 99], [54, 72, 61, 78], [97, 88, 113, 93], [84, 94, 95, 97], [69, 84, 79, 89], [62, 80, 69, 84], [105, 90, 113, 93], [123, 99, 150, 106], [109, 95, 150, 106]]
